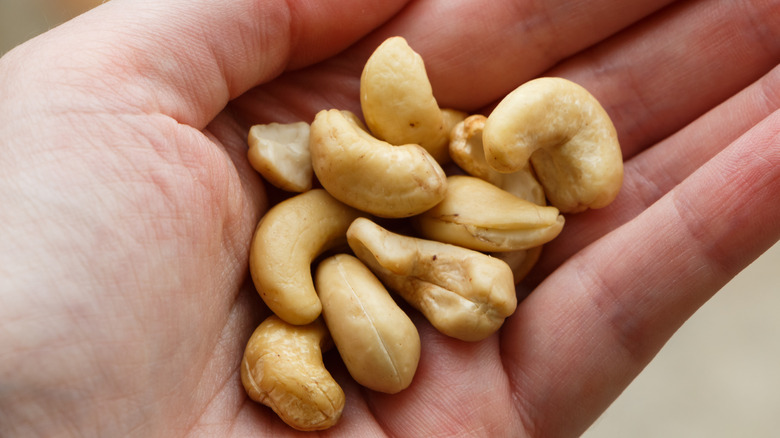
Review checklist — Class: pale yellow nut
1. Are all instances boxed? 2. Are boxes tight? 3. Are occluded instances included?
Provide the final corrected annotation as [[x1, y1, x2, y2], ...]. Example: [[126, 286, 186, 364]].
[[309, 109, 447, 218], [493, 245, 543, 285], [347, 217, 517, 342], [360, 36, 453, 164], [414, 175, 565, 252], [449, 114, 546, 205], [247, 121, 312, 192], [241, 315, 344, 431], [438, 108, 469, 163], [449, 115, 547, 282], [483, 77, 624, 213], [249, 189, 362, 325], [316, 254, 420, 393]]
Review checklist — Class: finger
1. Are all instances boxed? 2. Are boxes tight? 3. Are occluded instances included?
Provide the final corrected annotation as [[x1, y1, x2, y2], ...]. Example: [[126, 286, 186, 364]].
[[232, 0, 675, 124], [502, 110, 780, 436], [549, 0, 780, 159], [12, 0, 410, 129], [362, 321, 522, 436], [527, 64, 780, 285], [362, 0, 678, 109]]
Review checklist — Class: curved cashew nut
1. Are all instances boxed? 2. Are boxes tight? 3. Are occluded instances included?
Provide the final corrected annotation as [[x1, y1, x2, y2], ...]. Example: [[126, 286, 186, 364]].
[[360, 36, 458, 164], [449, 114, 546, 205], [309, 109, 447, 218], [249, 189, 362, 325], [415, 175, 564, 252], [247, 121, 312, 192], [347, 217, 517, 342], [241, 315, 344, 431], [483, 77, 623, 213], [316, 254, 420, 393]]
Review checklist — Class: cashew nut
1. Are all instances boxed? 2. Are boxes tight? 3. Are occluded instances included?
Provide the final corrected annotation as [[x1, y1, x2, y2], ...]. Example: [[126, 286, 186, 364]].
[[241, 315, 344, 431], [247, 121, 312, 192], [360, 36, 455, 164], [309, 109, 447, 218], [415, 175, 565, 252], [249, 189, 362, 325], [316, 254, 420, 393], [482, 77, 623, 213], [449, 114, 547, 282], [492, 246, 543, 285], [347, 217, 517, 342], [449, 114, 547, 205]]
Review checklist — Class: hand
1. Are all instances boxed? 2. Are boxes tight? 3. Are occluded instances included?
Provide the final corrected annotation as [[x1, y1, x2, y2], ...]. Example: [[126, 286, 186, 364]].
[[1, 0, 778, 436]]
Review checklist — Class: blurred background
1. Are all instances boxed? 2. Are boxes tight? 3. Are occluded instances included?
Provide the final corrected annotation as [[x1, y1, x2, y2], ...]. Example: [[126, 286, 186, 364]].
[[2, 1, 778, 436]]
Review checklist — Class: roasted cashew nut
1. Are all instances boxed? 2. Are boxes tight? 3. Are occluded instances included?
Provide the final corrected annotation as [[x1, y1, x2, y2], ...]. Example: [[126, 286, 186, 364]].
[[482, 77, 623, 213], [415, 175, 564, 252], [360, 36, 459, 164], [492, 246, 543, 285], [247, 121, 312, 192], [450, 114, 547, 282], [347, 217, 517, 342], [309, 109, 447, 218], [449, 114, 546, 205], [249, 189, 362, 325], [316, 254, 420, 393], [241, 315, 344, 431]]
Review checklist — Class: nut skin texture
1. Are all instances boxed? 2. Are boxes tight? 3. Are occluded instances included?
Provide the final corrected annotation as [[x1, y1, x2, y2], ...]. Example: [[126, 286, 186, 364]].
[[415, 175, 565, 252], [249, 189, 363, 325], [347, 217, 517, 342], [316, 254, 420, 394], [241, 315, 345, 431], [309, 109, 447, 218], [483, 77, 624, 213], [360, 36, 452, 164], [247, 122, 312, 193]]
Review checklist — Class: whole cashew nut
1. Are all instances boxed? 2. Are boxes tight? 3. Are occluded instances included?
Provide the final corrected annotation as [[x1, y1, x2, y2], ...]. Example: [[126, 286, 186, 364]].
[[309, 109, 447, 218], [249, 189, 362, 325], [347, 217, 517, 342], [450, 114, 547, 282], [241, 315, 345, 431], [449, 114, 547, 205], [360, 36, 457, 164], [482, 77, 623, 213], [316, 254, 420, 393], [247, 121, 312, 192], [415, 175, 565, 252]]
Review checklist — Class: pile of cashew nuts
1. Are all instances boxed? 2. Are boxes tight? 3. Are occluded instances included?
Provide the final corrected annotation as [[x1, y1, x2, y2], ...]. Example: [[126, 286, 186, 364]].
[[241, 36, 624, 431]]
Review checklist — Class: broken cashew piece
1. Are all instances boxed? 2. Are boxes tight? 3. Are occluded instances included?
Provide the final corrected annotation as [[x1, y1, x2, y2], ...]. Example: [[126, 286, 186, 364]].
[[483, 77, 623, 213], [249, 189, 362, 325], [316, 254, 420, 393], [449, 114, 546, 205], [241, 315, 344, 431], [247, 122, 312, 192], [310, 109, 447, 218], [360, 36, 456, 164], [347, 217, 517, 342], [415, 175, 564, 252]]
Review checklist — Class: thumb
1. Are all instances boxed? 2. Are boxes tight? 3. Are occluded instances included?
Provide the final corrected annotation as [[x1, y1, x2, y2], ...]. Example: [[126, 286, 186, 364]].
[[9, 0, 409, 128]]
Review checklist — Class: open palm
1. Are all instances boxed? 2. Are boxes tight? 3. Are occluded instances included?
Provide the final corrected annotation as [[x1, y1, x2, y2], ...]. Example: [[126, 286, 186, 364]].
[[1, 0, 778, 436]]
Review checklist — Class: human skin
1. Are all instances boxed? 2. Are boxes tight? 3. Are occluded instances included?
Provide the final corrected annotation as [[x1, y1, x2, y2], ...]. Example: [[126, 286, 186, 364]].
[[0, 0, 778, 437]]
